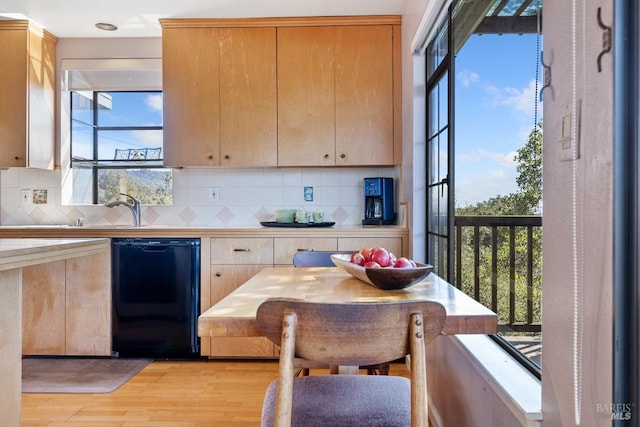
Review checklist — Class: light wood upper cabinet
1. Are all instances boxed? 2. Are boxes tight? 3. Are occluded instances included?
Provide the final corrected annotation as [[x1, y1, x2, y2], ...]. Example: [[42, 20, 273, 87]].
[[161, 17, 400, 168], [277, 24, 395, 166], [219, 27, 277, 166], [162, 24, 277, 167], [277, 27, 336, 166], [0, 20, 56, 169], [162, 27, 221, 167], [335, 26, 394, 166]]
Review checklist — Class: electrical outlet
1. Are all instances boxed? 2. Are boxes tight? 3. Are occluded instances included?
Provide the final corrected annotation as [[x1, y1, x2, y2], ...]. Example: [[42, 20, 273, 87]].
[[21, 189, 31, 205], [210, 187, 219, 202]]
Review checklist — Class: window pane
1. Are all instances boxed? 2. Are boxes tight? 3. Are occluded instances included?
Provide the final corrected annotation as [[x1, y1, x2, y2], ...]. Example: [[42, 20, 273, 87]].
[[428, 89, 439, 137], [97, 169, 173, 205], [97, 130, 163, 160], [71, 92, 93, 125], [71, 121, 94, 160], [439, 129, 448, 182], [71, 165, 94, 204], [97, 92, 163, 127], [428, 136, 439, 185], [438, 74, 448, 132]]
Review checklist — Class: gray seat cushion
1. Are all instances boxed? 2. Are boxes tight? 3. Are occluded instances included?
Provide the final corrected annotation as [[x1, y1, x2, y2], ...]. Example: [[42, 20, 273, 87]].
[[261, 374, 411, 426]]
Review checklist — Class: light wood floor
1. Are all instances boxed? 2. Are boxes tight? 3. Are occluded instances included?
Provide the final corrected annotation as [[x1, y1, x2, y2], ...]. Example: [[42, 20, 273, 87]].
[[21, 359, 409, 427]]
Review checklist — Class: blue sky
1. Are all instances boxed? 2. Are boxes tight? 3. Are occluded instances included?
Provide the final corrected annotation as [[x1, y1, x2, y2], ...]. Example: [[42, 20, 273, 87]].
[[454, 33, 541, 207]]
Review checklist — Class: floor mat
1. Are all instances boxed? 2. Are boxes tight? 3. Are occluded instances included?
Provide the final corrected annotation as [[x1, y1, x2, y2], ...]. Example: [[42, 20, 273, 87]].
[[22, 357, 151, 394]]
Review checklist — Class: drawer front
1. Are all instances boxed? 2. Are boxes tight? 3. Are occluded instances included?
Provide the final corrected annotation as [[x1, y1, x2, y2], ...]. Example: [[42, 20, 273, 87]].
[[273, 237, 337, 265], [210, 238, 273, 264], [338, 237, 402, 257]]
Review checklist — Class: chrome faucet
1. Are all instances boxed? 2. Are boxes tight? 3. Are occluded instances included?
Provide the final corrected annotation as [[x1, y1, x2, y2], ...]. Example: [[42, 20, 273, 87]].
[[105, 193, 141, 227]]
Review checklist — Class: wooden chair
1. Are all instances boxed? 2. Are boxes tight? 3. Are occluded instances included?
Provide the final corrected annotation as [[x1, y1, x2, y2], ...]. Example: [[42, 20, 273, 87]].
[[257, 298, 446, 427], [292, 250, 387, 375]]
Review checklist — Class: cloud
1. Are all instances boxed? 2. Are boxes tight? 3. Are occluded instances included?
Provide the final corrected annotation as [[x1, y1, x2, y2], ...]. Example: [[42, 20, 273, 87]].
[[146, 94, 163, 113], [455, 167, 519, 207], [458, 148, 517, 168], [488, 79, 543, 120], [455, 148, 519, 206], [457, 69, 479, 87]]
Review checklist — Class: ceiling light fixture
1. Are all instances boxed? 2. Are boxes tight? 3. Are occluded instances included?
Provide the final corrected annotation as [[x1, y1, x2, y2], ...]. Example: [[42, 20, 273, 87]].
[[95, 22, 118, 31]]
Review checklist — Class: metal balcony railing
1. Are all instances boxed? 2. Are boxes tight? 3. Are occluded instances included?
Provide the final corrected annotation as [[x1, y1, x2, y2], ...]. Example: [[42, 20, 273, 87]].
[[454, 215, 542, 334]]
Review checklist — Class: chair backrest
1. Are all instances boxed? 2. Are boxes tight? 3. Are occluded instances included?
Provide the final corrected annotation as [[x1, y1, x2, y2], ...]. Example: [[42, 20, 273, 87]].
[[256, 298, 446, 426], [291, 251, 351, 267], [257, 298, 446, 366]]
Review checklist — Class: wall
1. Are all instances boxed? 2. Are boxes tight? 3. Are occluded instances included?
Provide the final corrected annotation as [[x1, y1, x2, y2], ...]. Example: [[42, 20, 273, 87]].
[[541, 0, 614, 425], [0, 37, 397, 227]]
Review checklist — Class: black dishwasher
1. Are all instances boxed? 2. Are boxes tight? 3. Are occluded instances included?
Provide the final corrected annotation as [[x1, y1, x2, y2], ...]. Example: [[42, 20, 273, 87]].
[[111, 238, 201, 359]]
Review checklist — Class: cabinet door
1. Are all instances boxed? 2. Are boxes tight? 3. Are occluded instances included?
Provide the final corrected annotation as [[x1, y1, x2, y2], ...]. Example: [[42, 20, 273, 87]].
[[22, 262, 66, 355], [220, 28, 277, 166], [27, 26, 56, 169], [335, 26, 394, 166], [0, 28, 27, 168], [0, 23, 54, 169], [209, 265, 267, 308], [273, 237, 337, 265], [65, 253, 111, 356], [277, 26, 335, 166], [163, 27, 220, 167]]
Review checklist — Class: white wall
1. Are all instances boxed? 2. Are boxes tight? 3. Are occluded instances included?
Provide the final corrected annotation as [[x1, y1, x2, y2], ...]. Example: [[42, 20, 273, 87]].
[[541, 0, 613, 425]]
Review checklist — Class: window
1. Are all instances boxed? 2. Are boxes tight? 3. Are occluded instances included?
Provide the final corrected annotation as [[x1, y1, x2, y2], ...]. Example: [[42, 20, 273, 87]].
[[424, 0, 543, 377], [70, 90, 172, 205]]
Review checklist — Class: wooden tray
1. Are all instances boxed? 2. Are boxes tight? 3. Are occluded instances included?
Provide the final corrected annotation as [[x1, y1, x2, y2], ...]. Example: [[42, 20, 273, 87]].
[[260, 221, 335, 228]]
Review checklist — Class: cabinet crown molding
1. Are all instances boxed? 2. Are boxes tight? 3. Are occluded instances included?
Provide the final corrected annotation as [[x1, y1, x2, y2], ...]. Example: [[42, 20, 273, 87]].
[[159, 15, 401, 29]]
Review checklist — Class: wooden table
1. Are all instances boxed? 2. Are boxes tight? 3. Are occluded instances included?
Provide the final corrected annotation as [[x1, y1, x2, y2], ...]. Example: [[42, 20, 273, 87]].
[[199, 267, 498, 341]]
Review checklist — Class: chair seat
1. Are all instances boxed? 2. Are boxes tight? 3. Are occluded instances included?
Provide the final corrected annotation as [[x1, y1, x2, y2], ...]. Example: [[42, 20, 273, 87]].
[[261, 374, 411, 427]]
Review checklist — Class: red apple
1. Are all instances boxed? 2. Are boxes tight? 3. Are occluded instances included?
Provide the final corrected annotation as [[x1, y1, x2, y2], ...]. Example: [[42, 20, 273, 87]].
[[364, 260, 381, 269], [359, 247, 373, 262], [394, 257, 413, 268], [388, 252, 397, 266], [370, 247, 391, 267], [350, 252, 365, 266]]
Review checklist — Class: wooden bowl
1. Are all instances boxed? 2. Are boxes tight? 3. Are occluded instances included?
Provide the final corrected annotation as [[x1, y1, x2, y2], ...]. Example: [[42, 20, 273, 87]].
[[330, 254, 433, 290]]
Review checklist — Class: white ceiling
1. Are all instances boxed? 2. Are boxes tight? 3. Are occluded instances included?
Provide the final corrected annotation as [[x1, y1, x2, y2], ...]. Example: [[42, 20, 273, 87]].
[[0, 0, 407, 39]]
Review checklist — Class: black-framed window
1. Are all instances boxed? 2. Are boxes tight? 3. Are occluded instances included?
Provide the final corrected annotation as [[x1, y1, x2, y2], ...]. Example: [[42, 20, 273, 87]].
[[70, 91, 172, 205]]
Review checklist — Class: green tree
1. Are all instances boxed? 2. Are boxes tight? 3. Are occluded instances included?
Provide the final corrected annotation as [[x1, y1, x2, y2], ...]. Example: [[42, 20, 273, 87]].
[[455, 124, 543, 335]]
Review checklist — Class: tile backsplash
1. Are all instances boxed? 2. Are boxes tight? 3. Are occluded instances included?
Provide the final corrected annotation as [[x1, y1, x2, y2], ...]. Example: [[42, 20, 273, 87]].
[[0, 167, 398, 227]]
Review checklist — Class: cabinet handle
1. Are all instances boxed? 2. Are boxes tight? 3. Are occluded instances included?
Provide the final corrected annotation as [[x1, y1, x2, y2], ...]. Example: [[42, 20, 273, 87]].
[[340, 153, 346, 159], [208, 155, 214, 160], [14, 156, 21, 160], [215, 272, 222, 277], [297, 249, 314, 252], [233, 248, 250, 252], [224, 154, 231, 160]]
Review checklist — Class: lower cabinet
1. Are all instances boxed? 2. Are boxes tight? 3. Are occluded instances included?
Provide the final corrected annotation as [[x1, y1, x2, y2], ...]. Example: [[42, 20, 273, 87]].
[[204, 234, 405, 358], [206, 238, 274, 357], [22, 252, 111, 356]]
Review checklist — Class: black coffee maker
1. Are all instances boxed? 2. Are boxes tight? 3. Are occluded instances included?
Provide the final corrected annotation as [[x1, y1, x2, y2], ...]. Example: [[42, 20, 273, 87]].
[[362, 177, 395, 225]]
